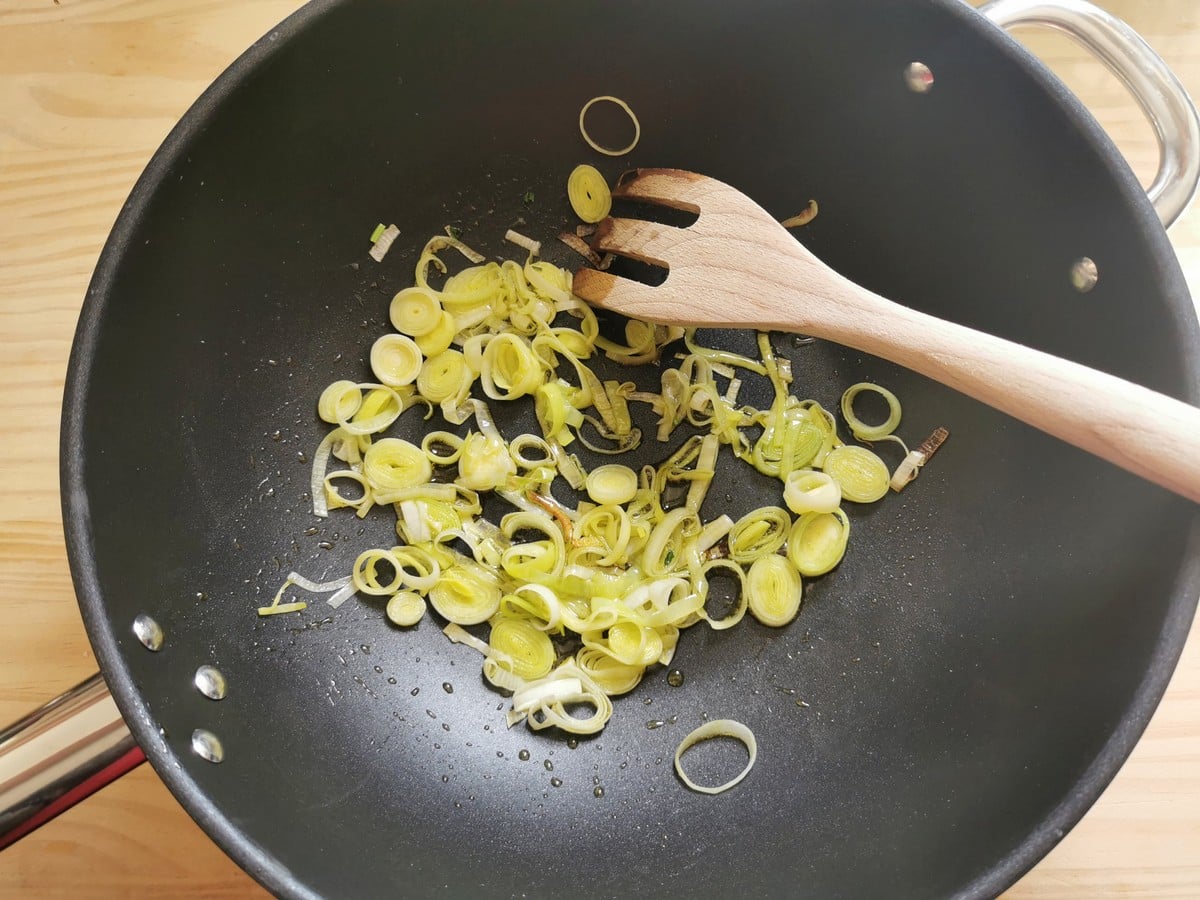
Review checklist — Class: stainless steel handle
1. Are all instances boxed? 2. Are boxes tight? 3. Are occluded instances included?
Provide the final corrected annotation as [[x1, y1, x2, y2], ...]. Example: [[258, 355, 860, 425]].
[[979, 0, 1200, 227], [0, 673, 142, 849]]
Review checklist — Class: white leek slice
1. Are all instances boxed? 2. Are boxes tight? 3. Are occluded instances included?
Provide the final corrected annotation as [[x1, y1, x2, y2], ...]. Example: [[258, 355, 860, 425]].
[[674, 719, 757, 795], [386, 591, 426, 627], [746, 555, 803, 627], [370, 334, 423, 388]]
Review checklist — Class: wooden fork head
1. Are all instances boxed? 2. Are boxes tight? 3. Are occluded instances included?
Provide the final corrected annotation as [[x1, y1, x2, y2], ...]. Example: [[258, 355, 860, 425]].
[[571, 168, 826, 332]]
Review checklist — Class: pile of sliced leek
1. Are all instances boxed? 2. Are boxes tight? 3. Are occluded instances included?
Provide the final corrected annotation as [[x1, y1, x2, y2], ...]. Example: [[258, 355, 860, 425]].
[[263, 225, 912, 737]]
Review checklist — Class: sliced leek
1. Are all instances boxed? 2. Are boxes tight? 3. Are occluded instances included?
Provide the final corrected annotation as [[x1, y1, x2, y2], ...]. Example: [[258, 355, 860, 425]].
[[787, 509, 850, 577], [674, 719, 757, 795], [273, 225, 924, 748], [746, 555, 803, 627]]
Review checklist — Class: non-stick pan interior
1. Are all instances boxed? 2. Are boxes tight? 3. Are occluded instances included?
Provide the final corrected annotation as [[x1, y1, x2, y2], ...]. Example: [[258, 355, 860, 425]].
[[64, 1, 1200, 897]]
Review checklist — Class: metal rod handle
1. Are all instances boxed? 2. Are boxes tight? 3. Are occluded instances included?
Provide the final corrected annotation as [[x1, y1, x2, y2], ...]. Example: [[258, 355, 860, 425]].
[[0, 673, 142, 849], [980, 0, 1200, 227]]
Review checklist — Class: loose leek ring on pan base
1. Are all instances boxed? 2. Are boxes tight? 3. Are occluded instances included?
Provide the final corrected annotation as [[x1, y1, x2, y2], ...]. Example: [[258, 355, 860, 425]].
[[674, 719, 757, 795], [841, 382, 902, 442], [578, 95, 641, 157]]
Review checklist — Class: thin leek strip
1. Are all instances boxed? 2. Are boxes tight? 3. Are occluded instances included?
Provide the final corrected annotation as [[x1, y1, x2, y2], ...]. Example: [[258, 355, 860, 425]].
[[683, 329, 768, 375], [699, 558, 748, 630], [575, 647, 644, 696], [727, 507, 792, 564], [674, 720, 757, 795], [390, 286, 444, 336], [326, 581, 357, 609], [317, 381, 362, 424], [324, 470, 373, 518], [746, 555, 803, 627], [263, 571, 352, 617], [258, 601, 307, 616], [428, 563, 502, 625], [697, 514, 734, 553], [386, 591, 427, 627], [337, 384, 406, 436], [782, 470, 841, 515], [684, 433, 720, 512], [372, 483, 459, 505], [550, 443, 588, 490], [821, 445, 890, 503], [310, 427, 349, 517], [574, 505, 632, 567], [787, 509, 850, 577]]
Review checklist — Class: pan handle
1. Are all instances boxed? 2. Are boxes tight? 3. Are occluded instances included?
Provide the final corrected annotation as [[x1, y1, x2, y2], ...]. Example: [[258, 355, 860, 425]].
[[0, 673, 142, 849], [978, 0, 1200, 227]]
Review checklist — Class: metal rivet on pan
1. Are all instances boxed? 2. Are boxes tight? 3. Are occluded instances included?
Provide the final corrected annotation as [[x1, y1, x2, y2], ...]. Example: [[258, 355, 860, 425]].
[[1070, 257, 1099, 292], [132, 613, 164, 651], [905, 61, 934, 93], [194, 665, 228, 701], [191, 729, 225, 763]]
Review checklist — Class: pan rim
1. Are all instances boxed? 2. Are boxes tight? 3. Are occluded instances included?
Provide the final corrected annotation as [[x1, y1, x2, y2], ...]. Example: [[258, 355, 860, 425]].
[[57, 1, 1200, 898]]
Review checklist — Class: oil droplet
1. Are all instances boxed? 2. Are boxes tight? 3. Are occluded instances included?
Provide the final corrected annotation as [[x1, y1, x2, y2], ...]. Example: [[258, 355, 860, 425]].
[[496, 751, 504, 758], [442, 682, 454, 694], [373, 665, 383, 674], [619, 761, 628, 770], [387, 677, 397, 685], [550, 778, 563, 788], [567, 738, 579, 750], [303, 527, 319, 536], [593, 786, 605, 798], [668, 715, 678, 724], [442, 775, 449, 782], [411, 687, 420, 696], [643, 698, 653, 706], [646, 719, 666, 730], [270, 430, 282, 441], [518, 749, 531, 761], [544, 760, 554, 772], [360, 644, 370, 654], [666, 669, 684, 687], [442, 723, 450, 732]]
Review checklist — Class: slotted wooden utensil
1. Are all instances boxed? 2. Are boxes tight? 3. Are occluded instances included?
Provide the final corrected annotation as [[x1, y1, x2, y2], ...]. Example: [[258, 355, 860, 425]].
[[572, 168, 1200, 503]]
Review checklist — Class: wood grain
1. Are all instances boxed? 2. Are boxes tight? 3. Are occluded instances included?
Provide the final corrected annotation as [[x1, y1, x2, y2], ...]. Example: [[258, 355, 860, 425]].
[[0, 1, 1195, 897]]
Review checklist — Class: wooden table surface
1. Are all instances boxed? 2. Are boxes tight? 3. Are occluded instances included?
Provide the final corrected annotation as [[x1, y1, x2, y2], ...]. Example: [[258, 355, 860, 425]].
[[1, 1, 1197, 897]]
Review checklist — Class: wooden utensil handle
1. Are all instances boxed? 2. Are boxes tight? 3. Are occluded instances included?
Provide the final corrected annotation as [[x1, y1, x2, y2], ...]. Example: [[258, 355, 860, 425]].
[[819, 289, 1200, 503]]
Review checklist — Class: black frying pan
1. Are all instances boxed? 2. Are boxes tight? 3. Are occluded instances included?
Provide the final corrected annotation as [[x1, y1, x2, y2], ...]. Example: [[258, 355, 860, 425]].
[[44, 0, 1200, 896]]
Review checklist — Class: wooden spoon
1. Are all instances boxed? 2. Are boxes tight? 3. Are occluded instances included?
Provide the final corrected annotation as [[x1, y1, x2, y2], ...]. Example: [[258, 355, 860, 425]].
[[572, 168, 1200, 503]]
